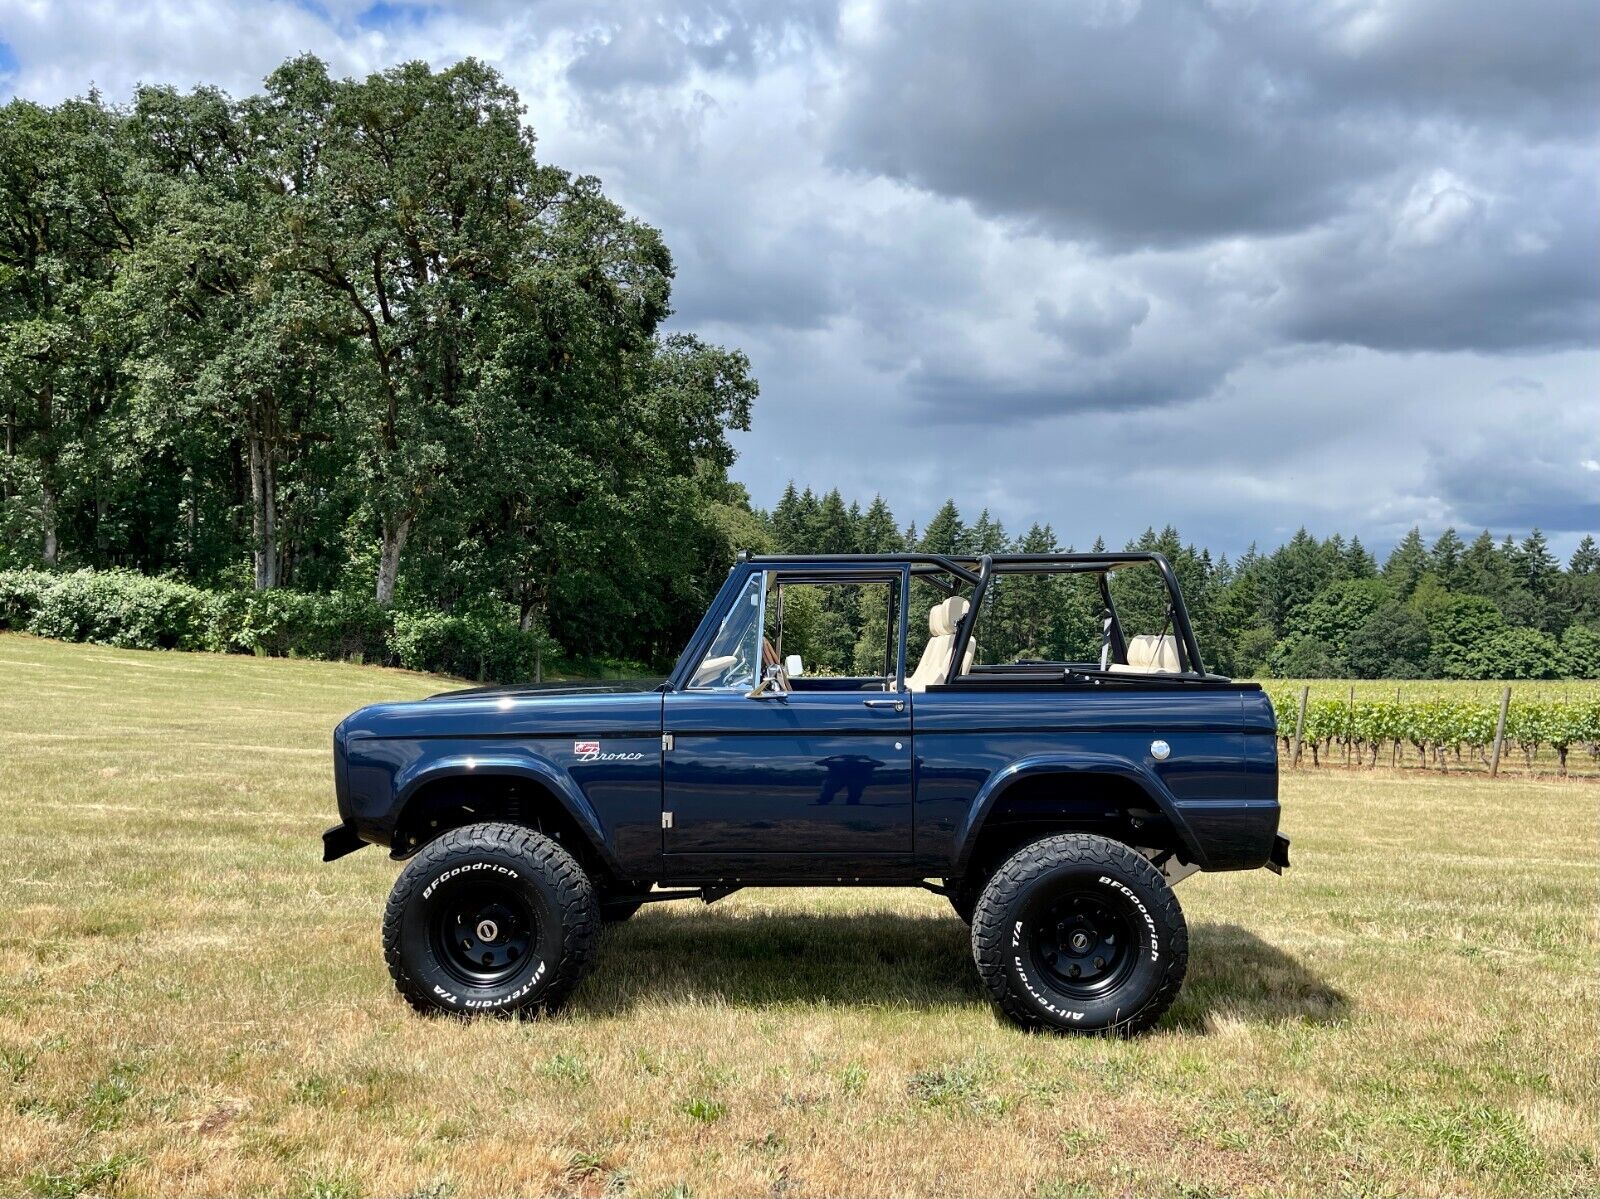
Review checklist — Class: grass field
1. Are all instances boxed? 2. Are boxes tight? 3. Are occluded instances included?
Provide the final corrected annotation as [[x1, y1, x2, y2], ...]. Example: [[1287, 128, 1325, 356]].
[[1, 633, 1597, 1198]]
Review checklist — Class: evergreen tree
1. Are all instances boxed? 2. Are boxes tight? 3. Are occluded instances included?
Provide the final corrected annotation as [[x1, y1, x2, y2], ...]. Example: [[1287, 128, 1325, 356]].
[[1515, 529, 1559, 594], [814, 488, 855, 554], [969, 508, 1007, 555], [1430, 528, 1466, 589], [770, 482, 805, 552], [858, 496, 902, 554], [918, 500, 966, 556], [1345, 536, 1377, 578], [1570, 535, 1599, 575], [1262, 528, 1338, 632], [1382, 527, 1430, 600], [1460, 530, 1514, 607]]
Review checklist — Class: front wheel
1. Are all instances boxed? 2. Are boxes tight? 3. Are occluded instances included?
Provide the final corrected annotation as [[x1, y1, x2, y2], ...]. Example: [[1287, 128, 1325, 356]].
[[971, 833, 1187, 1035], [382, 822, 600, 1017]]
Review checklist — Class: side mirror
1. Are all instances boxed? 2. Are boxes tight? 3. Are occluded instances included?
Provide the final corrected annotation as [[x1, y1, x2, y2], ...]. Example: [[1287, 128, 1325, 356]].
[[784, 654, 804, 677], [747, 662, 788, 699]]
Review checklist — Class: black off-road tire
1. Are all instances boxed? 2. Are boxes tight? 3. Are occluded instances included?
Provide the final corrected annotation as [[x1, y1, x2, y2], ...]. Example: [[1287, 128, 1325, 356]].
[[971, 833, 1187, 1036], [383, 822, 600, 1017]]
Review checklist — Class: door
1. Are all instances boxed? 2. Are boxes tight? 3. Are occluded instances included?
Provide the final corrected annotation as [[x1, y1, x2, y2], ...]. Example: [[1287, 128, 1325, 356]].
[[662, 567, 914, 877]]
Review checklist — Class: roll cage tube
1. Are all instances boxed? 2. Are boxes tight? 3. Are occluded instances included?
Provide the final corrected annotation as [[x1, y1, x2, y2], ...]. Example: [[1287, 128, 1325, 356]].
[[940, 551, 1206, 682], [946, 554, 992, 684], [686, 552, 1208, 689]]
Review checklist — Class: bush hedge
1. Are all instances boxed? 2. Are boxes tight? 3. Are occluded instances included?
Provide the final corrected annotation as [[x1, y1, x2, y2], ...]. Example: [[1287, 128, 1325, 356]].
[[0, 568, 554, 682]]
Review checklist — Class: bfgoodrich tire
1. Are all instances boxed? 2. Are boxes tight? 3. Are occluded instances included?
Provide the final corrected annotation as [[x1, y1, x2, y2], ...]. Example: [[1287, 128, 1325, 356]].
[[971, 833, 1187, 1035], [383, 822, 600, 1017]]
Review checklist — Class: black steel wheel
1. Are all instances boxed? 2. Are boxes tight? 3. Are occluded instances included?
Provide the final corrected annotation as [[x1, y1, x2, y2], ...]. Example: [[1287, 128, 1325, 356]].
[[429, 880, 537, 987], [1025, 888, 1137, 999], [383, 822, 599, 1017], [971, 833, 1187, 1035]]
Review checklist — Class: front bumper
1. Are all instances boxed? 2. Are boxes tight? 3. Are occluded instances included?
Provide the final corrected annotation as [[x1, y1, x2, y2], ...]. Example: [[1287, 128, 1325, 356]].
[[322, 822, 367, 862], [1268, 833, 1292, 875]]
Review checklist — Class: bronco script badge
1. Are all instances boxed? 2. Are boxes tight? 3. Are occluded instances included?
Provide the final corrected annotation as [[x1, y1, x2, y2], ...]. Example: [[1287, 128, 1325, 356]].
[[573, 740, 644, 762]]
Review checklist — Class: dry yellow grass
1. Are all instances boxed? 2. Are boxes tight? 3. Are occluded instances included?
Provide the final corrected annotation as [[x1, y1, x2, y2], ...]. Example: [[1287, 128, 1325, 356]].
[[0, 632, 1596, 1198]]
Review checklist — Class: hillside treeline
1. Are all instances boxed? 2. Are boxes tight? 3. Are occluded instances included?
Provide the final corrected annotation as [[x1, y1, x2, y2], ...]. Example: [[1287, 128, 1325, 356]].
[[3, 60, 1595, 681], [0, 57, 757, 669], [757, 485, 1600, 681]]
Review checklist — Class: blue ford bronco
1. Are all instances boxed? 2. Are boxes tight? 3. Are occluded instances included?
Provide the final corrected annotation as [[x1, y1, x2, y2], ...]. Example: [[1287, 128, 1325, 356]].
[[324, 552, 1287, 1034]]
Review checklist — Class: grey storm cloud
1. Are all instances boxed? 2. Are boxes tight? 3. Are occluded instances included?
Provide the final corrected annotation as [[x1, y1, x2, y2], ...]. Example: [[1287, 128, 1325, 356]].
[[827, 0, 1598, 250], [1034, 288, 1150, 358], [1424, 416, 1600, 533], [0, 0, 1593, 554]]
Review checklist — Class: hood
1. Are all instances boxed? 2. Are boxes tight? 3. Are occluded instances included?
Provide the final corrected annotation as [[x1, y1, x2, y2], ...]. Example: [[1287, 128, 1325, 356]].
[[427, 678, 666, 701], [338, 678, 665, 742]]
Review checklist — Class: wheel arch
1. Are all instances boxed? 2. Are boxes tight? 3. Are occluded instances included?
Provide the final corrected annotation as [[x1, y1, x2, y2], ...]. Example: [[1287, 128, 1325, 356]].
[[951, 754, 1208, 879], [391, 755, 622, 879]]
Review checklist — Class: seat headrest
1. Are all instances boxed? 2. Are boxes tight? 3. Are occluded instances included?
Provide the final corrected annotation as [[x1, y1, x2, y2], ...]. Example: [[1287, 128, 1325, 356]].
[[1126, 633, 1182, 672], [928, 596, 969, 637]]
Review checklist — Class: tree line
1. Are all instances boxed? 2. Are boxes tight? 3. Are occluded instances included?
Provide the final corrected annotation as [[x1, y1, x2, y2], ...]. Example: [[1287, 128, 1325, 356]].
[[2, 57, 1594, 681], [0, 57, 757, 668], [756, 484, 1600, 681]]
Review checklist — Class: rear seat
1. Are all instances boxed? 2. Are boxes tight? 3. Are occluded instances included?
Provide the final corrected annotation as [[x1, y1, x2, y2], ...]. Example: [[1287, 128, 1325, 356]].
[[1106, 633, 1183, 674]]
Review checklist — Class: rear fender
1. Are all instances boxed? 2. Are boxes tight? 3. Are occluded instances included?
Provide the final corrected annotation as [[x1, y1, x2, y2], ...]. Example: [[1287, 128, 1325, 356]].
[[951, 752, 1208, 875]]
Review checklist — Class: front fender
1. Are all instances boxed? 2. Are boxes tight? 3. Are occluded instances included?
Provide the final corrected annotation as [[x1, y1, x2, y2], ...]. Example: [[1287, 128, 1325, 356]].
[[392, 749, 623, 875], [950, 752, 1208, 875]]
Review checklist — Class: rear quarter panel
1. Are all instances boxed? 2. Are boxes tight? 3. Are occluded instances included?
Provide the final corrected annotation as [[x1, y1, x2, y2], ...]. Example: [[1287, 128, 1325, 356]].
[[913, 685, 1279, 871]]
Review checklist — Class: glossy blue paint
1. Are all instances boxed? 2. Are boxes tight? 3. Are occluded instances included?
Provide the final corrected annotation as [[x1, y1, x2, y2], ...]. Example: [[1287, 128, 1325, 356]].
[[326, 558, 1281, 885], [663, 689, 913, 875], [336, 690, 664, 875], [914, 686, 1277, 872]]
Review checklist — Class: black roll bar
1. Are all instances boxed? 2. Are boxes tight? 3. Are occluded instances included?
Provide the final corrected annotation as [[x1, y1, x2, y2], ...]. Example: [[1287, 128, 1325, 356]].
[[732, 550, 1208, 679], [946, 554, 991, 684]]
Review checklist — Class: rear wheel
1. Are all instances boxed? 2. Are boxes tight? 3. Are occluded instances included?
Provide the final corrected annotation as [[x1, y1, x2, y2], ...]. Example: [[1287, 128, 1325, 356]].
[[970, 833, 1187, 1035], [383, 822, 599, 1017]]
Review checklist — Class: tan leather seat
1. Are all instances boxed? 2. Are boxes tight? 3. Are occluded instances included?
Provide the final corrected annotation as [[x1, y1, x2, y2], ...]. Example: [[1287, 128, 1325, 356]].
[[907, 597, 977, 691], [1107, 633, 1183, 674]]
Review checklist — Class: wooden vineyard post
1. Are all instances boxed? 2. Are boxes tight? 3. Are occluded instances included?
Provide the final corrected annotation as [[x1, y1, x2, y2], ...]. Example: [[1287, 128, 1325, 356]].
[[1347, 685, 1356, 768], [1489, 686, 1511, 777], [1391, 686, 1401, 768], [1292, 686, 1309, 768]]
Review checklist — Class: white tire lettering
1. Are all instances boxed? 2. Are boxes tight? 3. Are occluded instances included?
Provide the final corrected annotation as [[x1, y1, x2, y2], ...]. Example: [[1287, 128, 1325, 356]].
[[423, 861, 519, 900]]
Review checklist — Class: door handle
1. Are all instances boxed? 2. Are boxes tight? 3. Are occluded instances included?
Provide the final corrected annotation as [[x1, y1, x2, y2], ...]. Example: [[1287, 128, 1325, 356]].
[[862, 698, 905, 712]]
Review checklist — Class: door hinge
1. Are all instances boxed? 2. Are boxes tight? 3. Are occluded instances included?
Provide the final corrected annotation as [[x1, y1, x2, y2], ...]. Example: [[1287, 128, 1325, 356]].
[[661, 811, 673, 829], [661, 733, 674, 752]]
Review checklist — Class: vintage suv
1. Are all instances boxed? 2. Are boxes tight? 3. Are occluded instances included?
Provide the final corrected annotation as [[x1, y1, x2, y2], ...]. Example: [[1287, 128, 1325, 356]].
[[324, 552, 1287, 1034]]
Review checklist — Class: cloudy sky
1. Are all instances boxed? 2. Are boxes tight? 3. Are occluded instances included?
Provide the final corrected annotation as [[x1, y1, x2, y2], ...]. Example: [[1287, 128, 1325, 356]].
[[2, 0, 1596, 558]]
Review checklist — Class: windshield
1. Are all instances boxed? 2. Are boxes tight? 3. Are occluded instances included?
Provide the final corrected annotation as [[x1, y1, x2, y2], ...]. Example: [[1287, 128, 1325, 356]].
[[689, 573, 763, 689]]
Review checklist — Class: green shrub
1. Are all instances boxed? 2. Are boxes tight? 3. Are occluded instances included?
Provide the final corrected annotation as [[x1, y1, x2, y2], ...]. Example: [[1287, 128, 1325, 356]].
[[390, 608, 544, 682], [1483, 628, 1560, 680], [0, 568, 55, 629], [26, 569, 214, 650], [209, 590, 390, 662]]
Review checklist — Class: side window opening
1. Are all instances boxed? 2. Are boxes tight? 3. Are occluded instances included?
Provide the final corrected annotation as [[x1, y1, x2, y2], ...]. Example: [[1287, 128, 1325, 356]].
[[763, 575, 902, 687], [955, 562, 1194, 679]]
